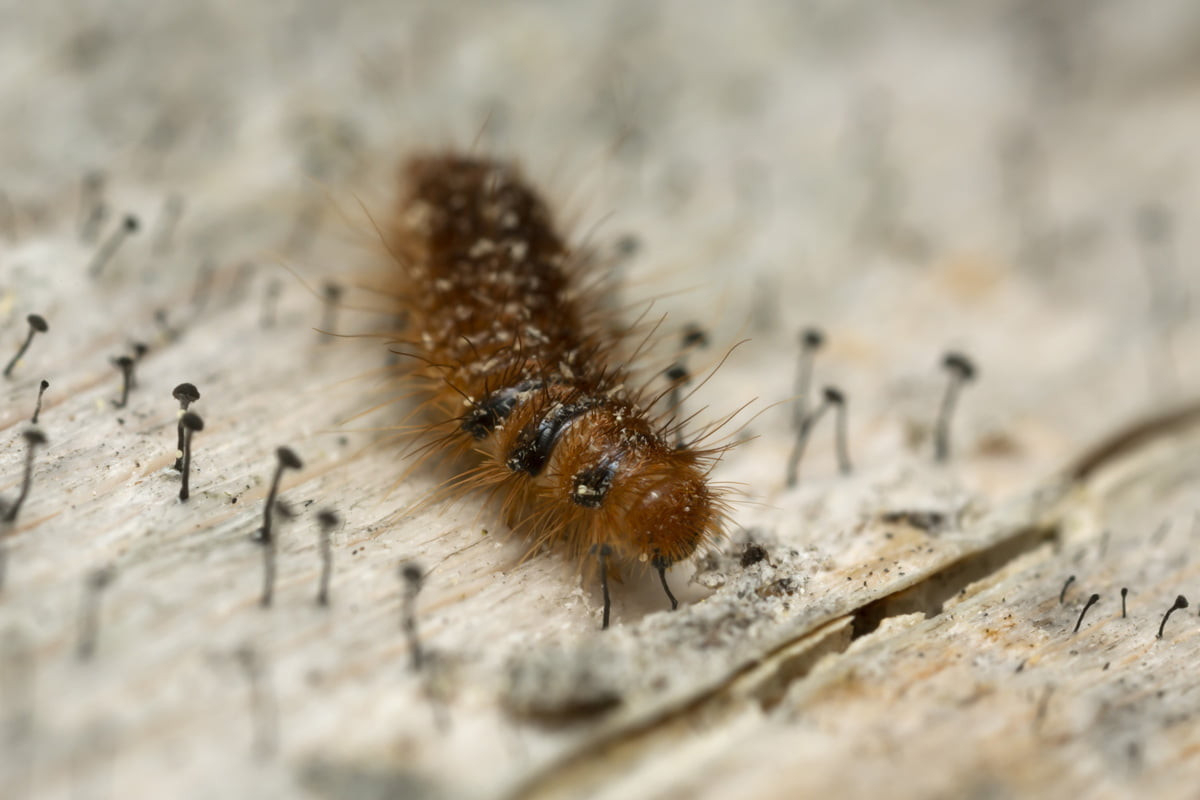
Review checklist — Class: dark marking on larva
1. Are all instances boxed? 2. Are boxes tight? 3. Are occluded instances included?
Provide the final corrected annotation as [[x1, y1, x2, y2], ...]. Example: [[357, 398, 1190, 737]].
[[460, 380, 543, 440], [506, 400, 602, 476], [571, 460, 619, 509]]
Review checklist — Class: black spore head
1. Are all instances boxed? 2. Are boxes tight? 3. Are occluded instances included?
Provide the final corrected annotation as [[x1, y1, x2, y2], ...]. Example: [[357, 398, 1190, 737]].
[[823, 386, 845, 405], [181, 411, 204, 432], [27, 314, 48, 333], [401, 562, 424, 588], [942, 352, 977, 382], [666, 362, 689, 383], [801, 327, 825, 350], [173, 382, 200, 406], [615, 233, 640, 258], [682, 323, 709, 349], [122, 214, 140, 233], [87, 565, 116, 591], [276, 446, 303, 471], [23, 428, 47, 447], [317, 509, 339, 529]]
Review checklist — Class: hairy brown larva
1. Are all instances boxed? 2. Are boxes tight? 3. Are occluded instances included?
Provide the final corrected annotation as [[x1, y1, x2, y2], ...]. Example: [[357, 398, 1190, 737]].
[[383, 153, 731, 626]]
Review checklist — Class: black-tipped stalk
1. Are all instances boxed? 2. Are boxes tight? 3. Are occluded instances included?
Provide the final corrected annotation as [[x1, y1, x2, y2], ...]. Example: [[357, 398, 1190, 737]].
[[30, 380, 48, 424], [593, 544, 614, 630], [129, 342, 148, 389], [88, 214, 140, 278], [653, 555, 678, 611], [1133, 204, 1181, 329], [261, 280, 282, 329], [258, 447, 303, 607], [192, 258, 216, 312], [315, 509, 339, 606], [0, 190, 15, 241], [77, 566, 115, 660], [5, 429, 46, 523], [229, 261, 256, 305], [1121, 587, 1128, 618], [153, 308, 180, 343], [285, 202, 323, 257], [171, 383, 201, 470], [110, 355, 135, 408], [824, 386, 853, 474], [681, 323, 709, 350], [320, 282, 343, 341], [1059, 575, 1076, 604], [400, 563, 424, 670], [664, 325, 709, 449], [665, 362, 690, 448], [234, 646, 276, 759], [178, 413, 203, 501], [1157, 595, 1188, 639], [1073, 593, 1100, 633], [151, 193, 184, 256], [258, 447, 302, 543], [934, 352, 976, 462], [4, 314, 49, 378], [79, 171, 108, 242], [791, 328, 825, 430], [785, 391, 833, 488]]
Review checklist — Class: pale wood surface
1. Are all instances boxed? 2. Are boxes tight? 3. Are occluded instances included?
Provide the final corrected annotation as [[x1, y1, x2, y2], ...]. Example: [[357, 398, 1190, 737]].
[[2, 2, 1199, 799]]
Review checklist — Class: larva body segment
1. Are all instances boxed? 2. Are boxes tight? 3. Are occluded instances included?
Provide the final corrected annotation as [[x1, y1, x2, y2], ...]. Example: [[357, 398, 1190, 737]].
[[389, 154, 723, 581]]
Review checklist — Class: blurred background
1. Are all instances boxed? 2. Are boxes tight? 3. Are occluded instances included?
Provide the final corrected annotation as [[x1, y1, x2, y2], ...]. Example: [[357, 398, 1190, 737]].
[[2, 1, 1200, 797]]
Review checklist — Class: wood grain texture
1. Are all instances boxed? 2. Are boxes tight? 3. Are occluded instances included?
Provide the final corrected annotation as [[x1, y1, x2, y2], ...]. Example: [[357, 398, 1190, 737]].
[[2, 2, 1199, 799]]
